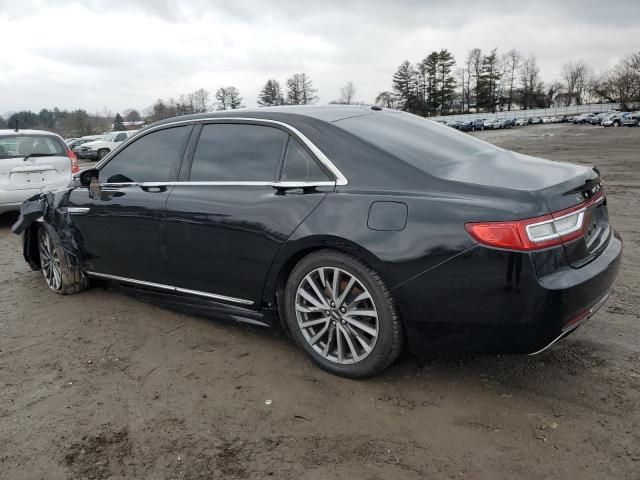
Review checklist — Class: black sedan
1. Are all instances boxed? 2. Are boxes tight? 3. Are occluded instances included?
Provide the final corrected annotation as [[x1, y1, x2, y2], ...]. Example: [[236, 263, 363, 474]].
[[12, 106, 621, 378]]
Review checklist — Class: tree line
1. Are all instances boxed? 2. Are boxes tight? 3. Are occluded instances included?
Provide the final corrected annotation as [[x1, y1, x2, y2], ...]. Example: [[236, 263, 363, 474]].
[[379, 49, 640, 116], [3, 50, 638, 137], [0, 108, 142, 137]]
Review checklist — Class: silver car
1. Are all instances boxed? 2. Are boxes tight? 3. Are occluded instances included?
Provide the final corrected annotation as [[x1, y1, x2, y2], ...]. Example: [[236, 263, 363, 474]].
[[0, 129, 78, 214]]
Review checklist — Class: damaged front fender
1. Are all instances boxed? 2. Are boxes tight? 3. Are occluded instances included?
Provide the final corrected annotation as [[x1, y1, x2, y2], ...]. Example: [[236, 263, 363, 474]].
[[12, 192, 56, 270], [11, 192, 53, 235], [11, 189, 82, 271]]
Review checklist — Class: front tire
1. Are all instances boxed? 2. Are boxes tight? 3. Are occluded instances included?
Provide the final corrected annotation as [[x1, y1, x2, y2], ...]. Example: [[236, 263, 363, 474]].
[[284, 250, 403, 378], [38, 225, 89, 295], [97, 148, 109, 160]]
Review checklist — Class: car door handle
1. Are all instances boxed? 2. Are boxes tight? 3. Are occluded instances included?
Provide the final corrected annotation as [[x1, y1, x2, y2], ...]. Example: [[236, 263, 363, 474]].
[[140, 184, 168, 193], [67, 207, 90, 215]]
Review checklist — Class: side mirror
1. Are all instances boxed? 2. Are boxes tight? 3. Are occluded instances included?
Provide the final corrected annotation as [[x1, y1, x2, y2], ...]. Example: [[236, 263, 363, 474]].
[[79, 168, 99, 188]]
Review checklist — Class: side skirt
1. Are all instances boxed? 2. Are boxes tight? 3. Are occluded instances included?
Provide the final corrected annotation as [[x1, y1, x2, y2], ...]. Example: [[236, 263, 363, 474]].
[[87, 273, 271, 328]]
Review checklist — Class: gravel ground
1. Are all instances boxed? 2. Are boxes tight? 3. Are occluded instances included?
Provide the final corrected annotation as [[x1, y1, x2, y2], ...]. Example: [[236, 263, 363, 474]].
[[1, 122, 639, 479]]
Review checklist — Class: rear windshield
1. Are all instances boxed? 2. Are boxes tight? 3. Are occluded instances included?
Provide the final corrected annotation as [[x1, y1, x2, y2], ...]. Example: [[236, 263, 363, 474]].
[[335, 111, 502, 175], [0, 135, 66, 159]]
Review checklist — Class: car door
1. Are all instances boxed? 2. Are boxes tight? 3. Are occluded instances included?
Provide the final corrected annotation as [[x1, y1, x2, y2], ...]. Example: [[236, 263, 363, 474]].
[[164, 121, 335, 307], [67, 125, 193, 284]]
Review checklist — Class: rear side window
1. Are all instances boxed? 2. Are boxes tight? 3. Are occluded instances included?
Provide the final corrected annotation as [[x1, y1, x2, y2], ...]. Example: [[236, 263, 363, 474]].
[[280, 138, 330, 182], [0, 135, 65, 159], [336, 111, 502, 175], [99, 126, 189, 183], [190, 124, 287, 181]]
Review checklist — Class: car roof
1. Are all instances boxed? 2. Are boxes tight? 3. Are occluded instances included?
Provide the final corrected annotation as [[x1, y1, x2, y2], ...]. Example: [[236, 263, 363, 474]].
[[0, 129, 62, 137], [148, 105, 384, 130]]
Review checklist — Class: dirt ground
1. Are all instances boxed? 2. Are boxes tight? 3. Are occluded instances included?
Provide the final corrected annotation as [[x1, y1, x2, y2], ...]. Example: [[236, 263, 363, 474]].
[[1, 123, 639, 480]]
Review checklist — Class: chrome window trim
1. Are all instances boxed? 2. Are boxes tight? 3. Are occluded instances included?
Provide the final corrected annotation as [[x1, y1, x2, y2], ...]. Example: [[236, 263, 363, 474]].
[[86, 271, 254, 306], [95, 117, 348, 186], [99, 180, 336, 188]]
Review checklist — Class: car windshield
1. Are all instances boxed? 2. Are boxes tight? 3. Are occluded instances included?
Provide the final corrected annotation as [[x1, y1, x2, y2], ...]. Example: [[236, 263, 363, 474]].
[[0, 135, 65, 159], [336, 111, 502, 175], [101, 132, 118, 141]]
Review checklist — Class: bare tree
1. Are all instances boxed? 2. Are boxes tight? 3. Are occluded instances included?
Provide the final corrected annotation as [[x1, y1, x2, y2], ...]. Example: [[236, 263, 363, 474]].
[[215, 86, 243, 110], [502, 49, 522, 111], [593, 53, 640, 108], [338, 81, 356, 104], [122, 109, 142, 122], [375, 91, 398, 108], [519, 55, 543, 109], [467, 48, 483, 111], [562, 61, 591, 105], [189, 88, 211, 113], [286, 73, 318, 105], [545, 81, 564, 108]]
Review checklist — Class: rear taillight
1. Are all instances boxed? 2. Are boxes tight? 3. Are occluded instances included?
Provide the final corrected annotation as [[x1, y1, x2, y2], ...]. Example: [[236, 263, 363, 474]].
[[67, 148, 80, 174], [465, 192, 604, 251]]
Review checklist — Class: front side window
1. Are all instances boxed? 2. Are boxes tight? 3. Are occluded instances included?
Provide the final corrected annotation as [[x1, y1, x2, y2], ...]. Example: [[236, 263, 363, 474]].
[[101, 132, 117, 142], [280, 138, 330, 182], [190, 124, 287, 181], [99, 126, 189, 183]]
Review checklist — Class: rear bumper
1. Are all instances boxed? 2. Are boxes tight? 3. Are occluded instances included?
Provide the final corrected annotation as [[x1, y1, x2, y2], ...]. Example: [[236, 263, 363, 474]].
[[394, 231, 622, 355], [0, 182, 71, 214]]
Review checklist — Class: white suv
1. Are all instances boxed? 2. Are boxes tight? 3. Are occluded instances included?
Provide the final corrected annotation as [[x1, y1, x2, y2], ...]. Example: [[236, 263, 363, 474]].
[[0, 129, 79, 214], [78, 130, 137, 160]]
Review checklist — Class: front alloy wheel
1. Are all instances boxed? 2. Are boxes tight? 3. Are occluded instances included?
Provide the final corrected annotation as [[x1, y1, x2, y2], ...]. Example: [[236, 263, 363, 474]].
[[39, 228, 62, 291], [285, 250, 403, 378], [37, 225, 89, 295]]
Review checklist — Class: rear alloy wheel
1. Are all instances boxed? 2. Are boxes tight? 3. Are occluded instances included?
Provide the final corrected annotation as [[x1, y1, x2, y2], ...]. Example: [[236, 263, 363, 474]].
[[285, 250, 403, 378], [37, 225, 89, 295]]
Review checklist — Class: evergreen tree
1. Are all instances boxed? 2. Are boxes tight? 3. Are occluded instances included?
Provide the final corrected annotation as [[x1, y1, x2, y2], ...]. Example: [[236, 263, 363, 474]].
[[258, 79, 284, 106], [112, 113, 126, 131], [421, 53, 440, 115], [477, 48, 501, 112], [437, 49, 457, 114], [392, 61, 419, 113], [285, 73, 318, 105]]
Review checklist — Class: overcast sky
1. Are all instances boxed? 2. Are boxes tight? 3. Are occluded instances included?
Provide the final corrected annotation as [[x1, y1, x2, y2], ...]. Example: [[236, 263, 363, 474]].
[[1, 0, 639, 115]]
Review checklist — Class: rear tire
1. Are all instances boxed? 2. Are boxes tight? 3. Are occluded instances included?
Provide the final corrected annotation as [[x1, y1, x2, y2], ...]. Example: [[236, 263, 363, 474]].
[[97, 148, 109, 160], [284, 250, 403, 378], [38, 225, 89, 295]]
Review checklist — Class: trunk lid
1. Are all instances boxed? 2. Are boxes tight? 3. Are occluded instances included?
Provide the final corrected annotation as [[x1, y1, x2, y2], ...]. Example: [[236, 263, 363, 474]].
[[544, 175, 610, 268], [440, 150, 610, 268], [1, 155, 71, 190]]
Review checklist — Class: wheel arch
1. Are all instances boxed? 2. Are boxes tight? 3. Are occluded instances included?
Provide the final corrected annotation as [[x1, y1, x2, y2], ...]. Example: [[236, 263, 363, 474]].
[[23, 221, 43, 270], [264, 235, 388, 334]]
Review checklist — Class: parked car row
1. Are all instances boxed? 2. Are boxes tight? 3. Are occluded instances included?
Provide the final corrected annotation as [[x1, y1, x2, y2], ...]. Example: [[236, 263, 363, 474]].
[[438, 115, 571, 132], [572, 111, 639, 127], [64, 130, 138, 161]]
